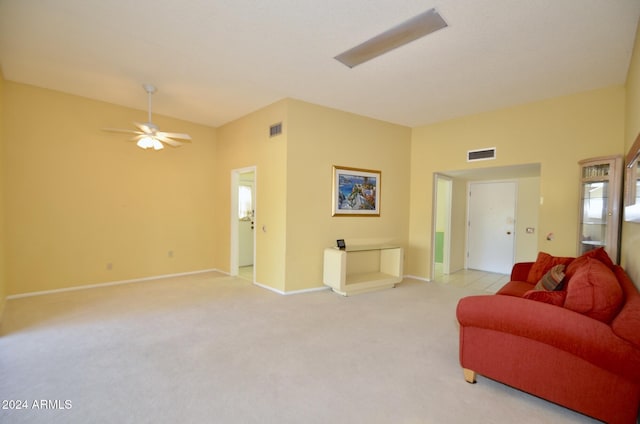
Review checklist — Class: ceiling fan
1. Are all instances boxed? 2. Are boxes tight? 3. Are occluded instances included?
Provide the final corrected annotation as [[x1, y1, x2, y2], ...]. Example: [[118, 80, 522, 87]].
[[103, 83, 191, 150]]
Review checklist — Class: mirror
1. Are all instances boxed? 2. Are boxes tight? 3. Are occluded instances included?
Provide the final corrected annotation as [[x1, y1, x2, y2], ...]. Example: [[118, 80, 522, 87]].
[[624, 132, 640, 222]]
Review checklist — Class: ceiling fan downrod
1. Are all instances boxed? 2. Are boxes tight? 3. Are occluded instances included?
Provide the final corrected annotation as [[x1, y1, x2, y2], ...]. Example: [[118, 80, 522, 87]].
[[142, 83, 156, 124]]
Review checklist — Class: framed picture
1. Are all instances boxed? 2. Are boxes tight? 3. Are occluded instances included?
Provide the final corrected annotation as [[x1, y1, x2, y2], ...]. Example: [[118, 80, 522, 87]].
[[332, 166, 381, 216]]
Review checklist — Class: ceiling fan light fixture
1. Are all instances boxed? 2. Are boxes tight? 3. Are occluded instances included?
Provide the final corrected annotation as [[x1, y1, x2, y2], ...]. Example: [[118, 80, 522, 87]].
[[334, 8, 448, 68], [151, 138, 164, 150], [137, 136, 155, 150]]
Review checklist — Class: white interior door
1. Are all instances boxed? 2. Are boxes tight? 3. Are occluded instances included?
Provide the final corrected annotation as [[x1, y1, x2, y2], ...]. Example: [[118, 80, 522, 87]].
[[238, 181, 254, 267], [230, 166, 256, 278], [467, 181, 516, 274]]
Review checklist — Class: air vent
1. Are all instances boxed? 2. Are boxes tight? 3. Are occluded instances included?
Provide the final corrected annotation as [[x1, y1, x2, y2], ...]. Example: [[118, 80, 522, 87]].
[[467, 147, 496, 162], [269, 122, 282, 137]]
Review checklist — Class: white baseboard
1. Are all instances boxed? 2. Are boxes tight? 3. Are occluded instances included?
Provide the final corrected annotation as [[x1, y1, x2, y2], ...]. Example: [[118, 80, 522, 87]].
[[403, 274, 431, 282], [7, 268, 222, 300], [254, 277, 431, 295], [253, 281, 330, 296]]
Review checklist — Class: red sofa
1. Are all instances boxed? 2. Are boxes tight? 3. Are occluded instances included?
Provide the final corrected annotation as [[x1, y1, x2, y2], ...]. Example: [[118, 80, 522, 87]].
[[456, 249, 640, 424]]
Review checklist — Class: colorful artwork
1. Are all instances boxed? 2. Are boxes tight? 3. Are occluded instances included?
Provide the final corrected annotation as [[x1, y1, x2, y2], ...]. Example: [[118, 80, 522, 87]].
[[332, 166, 380, 216]]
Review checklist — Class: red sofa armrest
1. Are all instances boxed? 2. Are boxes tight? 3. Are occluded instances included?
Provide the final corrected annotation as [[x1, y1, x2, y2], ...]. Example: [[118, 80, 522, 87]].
[[457, 294, 640, 380], [510, 262, 533, 282]]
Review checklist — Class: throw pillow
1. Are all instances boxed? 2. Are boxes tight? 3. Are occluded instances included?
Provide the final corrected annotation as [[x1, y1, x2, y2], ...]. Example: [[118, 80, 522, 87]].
[[563, 257, 624, 323], [534, 264, 566, 291], [526, 251, 574, 284], [565, 247, 615, 280]]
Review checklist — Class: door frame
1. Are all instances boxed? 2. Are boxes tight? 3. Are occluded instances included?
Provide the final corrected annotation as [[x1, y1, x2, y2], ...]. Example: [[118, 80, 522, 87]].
[[431, 174, 453, 281], [230, 166, 257, 280]]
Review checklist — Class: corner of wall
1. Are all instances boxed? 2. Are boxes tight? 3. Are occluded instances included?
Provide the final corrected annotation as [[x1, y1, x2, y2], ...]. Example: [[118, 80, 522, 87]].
[[621, 16, 640, 287], [0, 68, 7, 323]]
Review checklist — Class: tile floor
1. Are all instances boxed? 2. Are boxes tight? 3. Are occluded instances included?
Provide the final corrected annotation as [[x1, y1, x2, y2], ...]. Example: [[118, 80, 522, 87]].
[[433, 263, 511, 293], [238, 265, 253, 281]]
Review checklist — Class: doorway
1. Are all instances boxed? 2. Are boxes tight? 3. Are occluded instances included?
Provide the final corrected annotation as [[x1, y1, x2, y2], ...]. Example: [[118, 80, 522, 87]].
[[231, 166, 256, 281], [433, 175, 453, 277], [430, 163, 541, 280], [467, 181, 516, 274]]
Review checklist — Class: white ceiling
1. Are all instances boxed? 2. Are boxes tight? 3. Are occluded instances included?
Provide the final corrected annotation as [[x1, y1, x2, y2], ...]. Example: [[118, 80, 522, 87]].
[[1, 0, 639, 128]]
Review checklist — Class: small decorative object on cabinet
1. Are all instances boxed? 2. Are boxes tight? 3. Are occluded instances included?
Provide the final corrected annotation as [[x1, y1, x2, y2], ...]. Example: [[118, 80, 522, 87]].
[[577, 155, 623, 263], [323, 245, 403, 296]]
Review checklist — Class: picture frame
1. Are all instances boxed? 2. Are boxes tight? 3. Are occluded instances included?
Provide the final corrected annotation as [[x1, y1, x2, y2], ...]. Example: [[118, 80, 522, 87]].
[[332, 166, 381, 216]]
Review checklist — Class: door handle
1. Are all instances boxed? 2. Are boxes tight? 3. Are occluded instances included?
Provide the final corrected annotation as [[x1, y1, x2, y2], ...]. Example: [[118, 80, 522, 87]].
[[506, 231, 512, 235]]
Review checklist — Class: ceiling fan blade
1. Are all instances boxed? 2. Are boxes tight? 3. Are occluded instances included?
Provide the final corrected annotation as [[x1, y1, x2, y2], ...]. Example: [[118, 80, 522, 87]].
[[154, 134, 184, 147], [156, 131, 192, 141], [134, 122, 153, 133], [156, 137, 182, 147], [102, 127, 142, 135]]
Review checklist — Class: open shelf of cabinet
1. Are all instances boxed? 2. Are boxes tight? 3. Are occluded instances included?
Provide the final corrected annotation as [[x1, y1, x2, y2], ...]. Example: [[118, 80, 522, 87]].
[[323, 245, 403, 296], [577, 155, 622, 263]]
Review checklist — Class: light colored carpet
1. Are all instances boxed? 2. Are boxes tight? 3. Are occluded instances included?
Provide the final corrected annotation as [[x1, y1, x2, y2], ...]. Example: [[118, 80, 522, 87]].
[[0, 272, 600, 424]]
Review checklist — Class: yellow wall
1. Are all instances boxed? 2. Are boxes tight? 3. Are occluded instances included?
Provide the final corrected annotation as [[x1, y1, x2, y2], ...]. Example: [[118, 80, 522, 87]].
[[216, 100, 289, 291], [216, 99, 411, 293], [4, 82, 218, 295], [2, 27, 638, 296], [285, 100, 411, 291], [409, 86, 625, 280], [515, 177, 541, 262], [623, 18, 640, 286], [449, 178, 467, 272], [0, 70, 6, 316], [2, 87, 411, 296]]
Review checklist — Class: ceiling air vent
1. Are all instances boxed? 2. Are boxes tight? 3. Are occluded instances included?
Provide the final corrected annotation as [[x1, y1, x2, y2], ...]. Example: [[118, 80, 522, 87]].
[[467, 147, 496, 162], [269, 122, 282, 137]]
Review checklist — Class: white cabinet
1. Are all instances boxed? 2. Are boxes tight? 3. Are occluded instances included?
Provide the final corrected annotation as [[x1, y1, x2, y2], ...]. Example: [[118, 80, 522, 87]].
[[323, 245, 403, 296]]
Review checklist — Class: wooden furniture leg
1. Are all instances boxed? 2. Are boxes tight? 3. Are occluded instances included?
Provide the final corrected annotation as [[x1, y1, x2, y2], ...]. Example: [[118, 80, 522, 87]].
[[463, 368, 476, 384]]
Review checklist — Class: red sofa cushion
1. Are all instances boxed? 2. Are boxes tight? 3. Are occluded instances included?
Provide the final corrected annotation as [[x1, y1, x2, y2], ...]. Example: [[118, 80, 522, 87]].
[[612, 296, 640, 349], [497, 281, 534, 297], [564, 257, 623, 323], [526, 251, 574, 283], [523, 289, 567, 306], [611, 266, 640, 349]]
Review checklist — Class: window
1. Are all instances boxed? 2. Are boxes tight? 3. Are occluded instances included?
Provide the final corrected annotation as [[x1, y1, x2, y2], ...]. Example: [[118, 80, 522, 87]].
[[238, 185, 253, 219]]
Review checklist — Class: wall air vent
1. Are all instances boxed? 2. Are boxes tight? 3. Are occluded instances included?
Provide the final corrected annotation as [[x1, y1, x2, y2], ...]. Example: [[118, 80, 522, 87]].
[[269, 122, 283, 137], [467, 147, 496, 162]]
